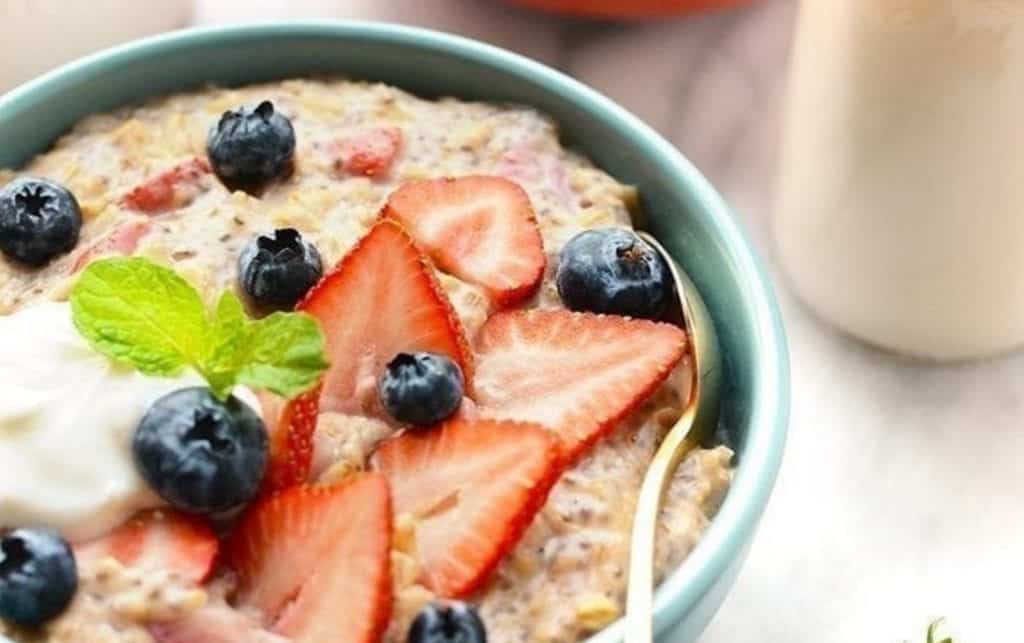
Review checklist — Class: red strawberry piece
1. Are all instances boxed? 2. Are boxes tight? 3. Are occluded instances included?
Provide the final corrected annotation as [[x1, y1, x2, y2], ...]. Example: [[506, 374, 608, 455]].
[[150, 603, 289, 643], [298, 218, 472, 417], [496, 144, 545, 184], [495, 144, 577, 206], [451, 396, 480, 422], [382, 175, 546, 307], [226, 475, 392, 643], [257, 385, 321, 493], [473, 309, 687, 462], [333, 126, 403, 178], [73, 509, 218, 584], [71, 219, 152, 272], [496, 144, 575, 206], [371, 418, 562, 597], [122, 157, 212, 213]]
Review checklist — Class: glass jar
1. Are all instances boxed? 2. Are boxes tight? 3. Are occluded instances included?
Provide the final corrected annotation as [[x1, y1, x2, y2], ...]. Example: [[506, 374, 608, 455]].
[[775, 1, 1024, 360]]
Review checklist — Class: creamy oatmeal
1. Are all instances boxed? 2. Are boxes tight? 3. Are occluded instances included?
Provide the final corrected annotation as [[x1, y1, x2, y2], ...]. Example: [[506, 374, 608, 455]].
[[0, 558, 205, 643], [0, 78, 732, 643]]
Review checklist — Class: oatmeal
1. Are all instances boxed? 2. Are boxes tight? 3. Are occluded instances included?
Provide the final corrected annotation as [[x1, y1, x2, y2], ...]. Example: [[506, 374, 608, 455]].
[[0, 558, 205, 643], [0, 79, 732, 643], [0, 79, 635, 324]]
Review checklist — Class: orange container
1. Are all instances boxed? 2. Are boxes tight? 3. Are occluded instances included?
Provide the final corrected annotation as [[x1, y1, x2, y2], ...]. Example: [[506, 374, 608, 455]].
[[506, 0, 752, 19]]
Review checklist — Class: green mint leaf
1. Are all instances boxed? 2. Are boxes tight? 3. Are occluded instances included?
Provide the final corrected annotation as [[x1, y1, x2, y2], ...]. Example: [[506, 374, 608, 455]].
[[202, 291, 250, 398], [211, 290, 247, 339], [927, 620, 954, 643], [201, 292, 328, 400], [71, 258, 327, 401], [70, 257, 209, 376], [233, 312, 329, 399]]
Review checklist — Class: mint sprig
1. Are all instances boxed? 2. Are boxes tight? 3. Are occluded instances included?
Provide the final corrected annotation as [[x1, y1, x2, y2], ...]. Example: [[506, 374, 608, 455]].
[[71, 257, 328, 400], [927, 620, 954, 643]]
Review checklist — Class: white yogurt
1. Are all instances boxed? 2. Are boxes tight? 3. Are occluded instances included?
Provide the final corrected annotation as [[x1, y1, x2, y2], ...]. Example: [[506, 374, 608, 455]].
[[0, 302, 256, 542]]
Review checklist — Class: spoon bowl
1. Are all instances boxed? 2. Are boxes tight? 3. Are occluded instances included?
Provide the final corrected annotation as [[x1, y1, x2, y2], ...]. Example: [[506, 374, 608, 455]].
[[625, 231, 723, 642]]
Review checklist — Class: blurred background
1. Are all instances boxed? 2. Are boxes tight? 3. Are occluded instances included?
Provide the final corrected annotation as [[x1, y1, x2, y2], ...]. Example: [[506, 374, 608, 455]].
[[3, 1, 1021, 642]]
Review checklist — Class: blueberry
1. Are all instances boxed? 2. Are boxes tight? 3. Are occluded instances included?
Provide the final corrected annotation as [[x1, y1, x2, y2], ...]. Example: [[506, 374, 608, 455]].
[[133, 387, 268, 514], [556, 228, 670, 320], [238, 228, 323, 311], [0, 177, 82, 266], [408, 602, 486, 643], [379, 352, 464, 427], [207, 100, 295, 190], [0, 528, 77, 627]]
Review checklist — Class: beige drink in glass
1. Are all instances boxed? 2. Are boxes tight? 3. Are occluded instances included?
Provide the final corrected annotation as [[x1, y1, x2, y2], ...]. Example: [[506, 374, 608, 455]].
[[775, 0, 1024, 360]]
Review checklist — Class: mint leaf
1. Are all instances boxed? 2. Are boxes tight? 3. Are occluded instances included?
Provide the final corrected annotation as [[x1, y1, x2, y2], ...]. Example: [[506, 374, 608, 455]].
[[211, 290, 247, 339], [203, 291, 250, 397], [927, 620, 954, 643], [71, 258, 328, 401], [71, 257, 209, 376], [203, 291, 328, 400], [232, 312, 329, 399]]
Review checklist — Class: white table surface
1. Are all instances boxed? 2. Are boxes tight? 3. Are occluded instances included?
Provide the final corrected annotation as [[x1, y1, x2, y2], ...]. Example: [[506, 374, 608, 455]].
[[186, 2, 1021, 641]]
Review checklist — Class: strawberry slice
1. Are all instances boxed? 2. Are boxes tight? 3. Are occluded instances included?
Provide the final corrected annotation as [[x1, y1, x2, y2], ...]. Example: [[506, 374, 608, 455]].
[[473, 310, 687, 461], [150, 603, 289, 643], [298, 219, 472, 417], [71, 219, 151, 272], [371, 419, 562, 597], [258, 385, 320, 492], [122, 157, 211, 213], [382, 175, 546, 306], [226, 475, 392, 643], [334, 126, 403, 178], [73, 509, 218, 584]]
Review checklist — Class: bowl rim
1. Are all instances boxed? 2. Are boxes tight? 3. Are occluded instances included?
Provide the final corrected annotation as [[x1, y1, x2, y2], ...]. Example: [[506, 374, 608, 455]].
[[0, 20, 790, 641]]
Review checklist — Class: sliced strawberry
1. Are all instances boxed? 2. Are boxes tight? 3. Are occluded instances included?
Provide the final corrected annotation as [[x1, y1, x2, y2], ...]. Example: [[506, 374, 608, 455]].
[[150, 603, 289, 643], [371, 419, 562, 597], [497, 144, 576, 206], [226, 475, 392, 643], [382, 175, 546, 306], [473, 310, 687, 461], [496, 144, 544, 184], [333, 126, 403, 178], [122, 157, 211, 213], [258, 385, 320, 492], [73, 509, 218, 584], [71, 219, 151, 272], [451, 396, 480, 422], [298, 219, 472, 417]]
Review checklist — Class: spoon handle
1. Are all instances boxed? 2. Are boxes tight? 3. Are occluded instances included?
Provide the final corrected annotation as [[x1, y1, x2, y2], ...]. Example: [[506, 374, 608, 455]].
[[626, 232, 722, 642], [625, 402, 701, 642]]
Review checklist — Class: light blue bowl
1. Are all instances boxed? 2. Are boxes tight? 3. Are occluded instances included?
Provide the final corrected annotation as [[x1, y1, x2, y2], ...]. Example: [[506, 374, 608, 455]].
[[0, 22, 789, 642]]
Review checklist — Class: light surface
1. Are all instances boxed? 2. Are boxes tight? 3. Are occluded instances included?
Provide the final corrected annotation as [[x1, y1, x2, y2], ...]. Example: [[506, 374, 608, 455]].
[[0, 1, 191, 90], [196, 1, 1024, 641]]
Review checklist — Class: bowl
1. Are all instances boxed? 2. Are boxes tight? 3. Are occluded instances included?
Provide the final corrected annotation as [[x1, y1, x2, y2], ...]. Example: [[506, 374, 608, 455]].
[[0, 21, 789, 642]]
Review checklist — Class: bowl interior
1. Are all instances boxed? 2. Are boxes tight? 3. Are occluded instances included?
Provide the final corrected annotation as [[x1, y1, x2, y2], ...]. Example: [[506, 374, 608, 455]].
[[0, 22, 788, 640]]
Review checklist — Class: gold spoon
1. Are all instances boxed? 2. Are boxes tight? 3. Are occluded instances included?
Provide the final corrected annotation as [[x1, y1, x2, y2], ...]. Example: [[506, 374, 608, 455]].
[[624, 231, 723, 642]]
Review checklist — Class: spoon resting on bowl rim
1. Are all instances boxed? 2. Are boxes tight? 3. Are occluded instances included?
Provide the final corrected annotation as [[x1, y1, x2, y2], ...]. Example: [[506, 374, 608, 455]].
[[624, 230, 723, 642]]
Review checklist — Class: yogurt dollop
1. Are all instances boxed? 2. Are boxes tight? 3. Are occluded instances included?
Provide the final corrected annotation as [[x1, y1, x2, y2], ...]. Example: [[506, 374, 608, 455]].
[[0, 302, 257, 542]]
